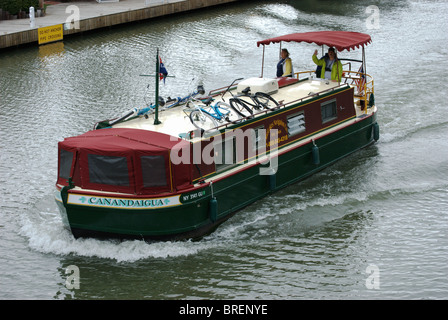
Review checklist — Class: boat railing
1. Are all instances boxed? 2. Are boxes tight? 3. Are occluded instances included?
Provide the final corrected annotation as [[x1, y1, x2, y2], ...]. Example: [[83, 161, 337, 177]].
[[341, 70, 374, 113], [280, 77, 351, 109], [208, 82, 240, 98], [208, 79, 351, 133], [294, 70, 374, 113], [189, 71, 375, 136]]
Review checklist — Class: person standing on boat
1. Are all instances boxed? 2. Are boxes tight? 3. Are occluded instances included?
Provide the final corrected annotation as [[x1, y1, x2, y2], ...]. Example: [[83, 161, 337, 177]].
[[277, 48, 294, 77], [312, 47, 343, 82]]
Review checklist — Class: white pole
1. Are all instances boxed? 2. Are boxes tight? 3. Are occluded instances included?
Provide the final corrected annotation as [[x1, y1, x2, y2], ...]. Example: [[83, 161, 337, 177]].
[[30, 7, 35, 28]]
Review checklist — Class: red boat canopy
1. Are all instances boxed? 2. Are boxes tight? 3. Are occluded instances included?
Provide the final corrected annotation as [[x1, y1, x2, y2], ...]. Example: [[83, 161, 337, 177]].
[[257, 31, 371, 52], [57, 128, 192, 194]]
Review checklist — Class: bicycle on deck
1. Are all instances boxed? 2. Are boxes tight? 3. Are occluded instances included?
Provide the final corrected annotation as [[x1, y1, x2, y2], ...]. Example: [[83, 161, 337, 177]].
[[163, 84, 206, 110], [229, 86, 280, 118], [220, 78, 280, 119], [185, 96, 242, 130], [135, 84, 205, 118]]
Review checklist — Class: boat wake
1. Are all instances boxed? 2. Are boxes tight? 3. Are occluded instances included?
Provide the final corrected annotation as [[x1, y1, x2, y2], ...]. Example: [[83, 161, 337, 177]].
[[18, 193, 221, 263], [19, 187, 363, 263], [378, 116, 448, 144]]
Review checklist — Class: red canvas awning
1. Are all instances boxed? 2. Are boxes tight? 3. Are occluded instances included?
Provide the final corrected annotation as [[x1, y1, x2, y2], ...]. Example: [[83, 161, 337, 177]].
[[57, 128, 192, 194], [60, 128, 184, 152], [257, 31, 371, 52]]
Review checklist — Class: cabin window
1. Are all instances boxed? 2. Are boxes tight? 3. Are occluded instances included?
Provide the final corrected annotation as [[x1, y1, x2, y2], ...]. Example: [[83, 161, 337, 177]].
[[252, 126, 266, 152], [141, 155, 167, 187], [88, 154, 129, 186], [287, 112, 306, 137], [59, 149, 73, 179], [214, 137, 236, 172], [321, 99, 337, 123]]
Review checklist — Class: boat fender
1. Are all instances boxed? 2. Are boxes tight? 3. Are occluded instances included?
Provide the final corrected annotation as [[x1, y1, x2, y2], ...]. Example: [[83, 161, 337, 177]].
[[209, 181, 218, 222], [209, 198, 218, 222], [373, 122, 380, 141], [312, 140, 320, 165], [60, 177, 75, 205], [60, 186, 69, 205]]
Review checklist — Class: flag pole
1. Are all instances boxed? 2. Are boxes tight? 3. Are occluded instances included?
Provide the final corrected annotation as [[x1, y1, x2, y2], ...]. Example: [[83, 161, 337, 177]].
[[154, 48, 161, 125]]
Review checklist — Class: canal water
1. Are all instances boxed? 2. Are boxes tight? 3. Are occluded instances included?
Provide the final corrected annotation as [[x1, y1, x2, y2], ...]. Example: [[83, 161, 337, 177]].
[[1, 0, 447, 300]]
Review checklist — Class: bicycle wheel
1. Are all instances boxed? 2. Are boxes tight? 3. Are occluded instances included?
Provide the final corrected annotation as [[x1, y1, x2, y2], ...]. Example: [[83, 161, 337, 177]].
[[215, 101, 242, 123], [229, 98, 254, 118], [189, 109, 218, 130], [253, 92, 279, 110]]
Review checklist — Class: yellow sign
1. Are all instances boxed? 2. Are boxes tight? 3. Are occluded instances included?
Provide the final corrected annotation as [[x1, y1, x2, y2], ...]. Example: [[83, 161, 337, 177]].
[[38, 25, 63, 45], [266, 119, 289, 147]]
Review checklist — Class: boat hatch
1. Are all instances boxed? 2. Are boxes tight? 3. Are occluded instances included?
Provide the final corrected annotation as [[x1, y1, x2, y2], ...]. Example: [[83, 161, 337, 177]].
[[57, 128, 192, 194]]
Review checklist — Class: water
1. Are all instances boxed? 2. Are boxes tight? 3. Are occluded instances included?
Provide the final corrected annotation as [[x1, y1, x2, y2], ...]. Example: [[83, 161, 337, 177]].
[[1, 0, 447, 300]]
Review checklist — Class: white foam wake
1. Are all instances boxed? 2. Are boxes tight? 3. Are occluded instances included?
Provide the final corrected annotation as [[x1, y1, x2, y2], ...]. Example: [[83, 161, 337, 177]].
[[19, 206, 219, 263]]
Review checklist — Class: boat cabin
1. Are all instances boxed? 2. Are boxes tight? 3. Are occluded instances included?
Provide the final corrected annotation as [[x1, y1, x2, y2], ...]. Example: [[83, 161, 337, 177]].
[[57, 128, 192, 195]]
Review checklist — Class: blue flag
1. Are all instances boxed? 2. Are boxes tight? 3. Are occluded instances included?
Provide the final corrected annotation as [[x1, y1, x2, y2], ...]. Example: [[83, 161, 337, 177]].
[[159, 57, 168, 84]]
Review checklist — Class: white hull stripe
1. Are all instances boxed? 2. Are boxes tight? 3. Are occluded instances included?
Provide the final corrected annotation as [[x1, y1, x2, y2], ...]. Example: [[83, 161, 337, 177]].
[[67, 194, 181, 210]]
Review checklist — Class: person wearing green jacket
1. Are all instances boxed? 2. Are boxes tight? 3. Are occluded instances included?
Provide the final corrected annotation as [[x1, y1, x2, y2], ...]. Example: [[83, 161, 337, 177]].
[[312, 47, 343, 82]]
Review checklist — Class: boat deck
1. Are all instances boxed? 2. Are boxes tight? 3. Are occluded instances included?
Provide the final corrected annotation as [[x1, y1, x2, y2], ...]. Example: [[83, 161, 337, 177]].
[[112, 77, 372, 138]]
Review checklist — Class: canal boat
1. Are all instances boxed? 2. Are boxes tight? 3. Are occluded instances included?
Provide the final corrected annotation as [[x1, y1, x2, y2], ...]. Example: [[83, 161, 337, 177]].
[[55, 31, 378, 240]]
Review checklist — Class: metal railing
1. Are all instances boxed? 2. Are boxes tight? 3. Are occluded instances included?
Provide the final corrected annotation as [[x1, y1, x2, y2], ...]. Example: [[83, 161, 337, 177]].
[[189, 71, 376, 136], [293, 70, 374, 113]]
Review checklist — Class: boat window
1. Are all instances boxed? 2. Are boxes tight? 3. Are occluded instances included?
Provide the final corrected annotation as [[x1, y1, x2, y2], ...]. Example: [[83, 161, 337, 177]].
[[321, 99, 337, 123], [88, 154, 129, 186], [214, 136, 236, 172], [59, 149, 73, 179], [141, 156, 167, 187], [287, 112, 306, 137], [252, 126, 266, 152]]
